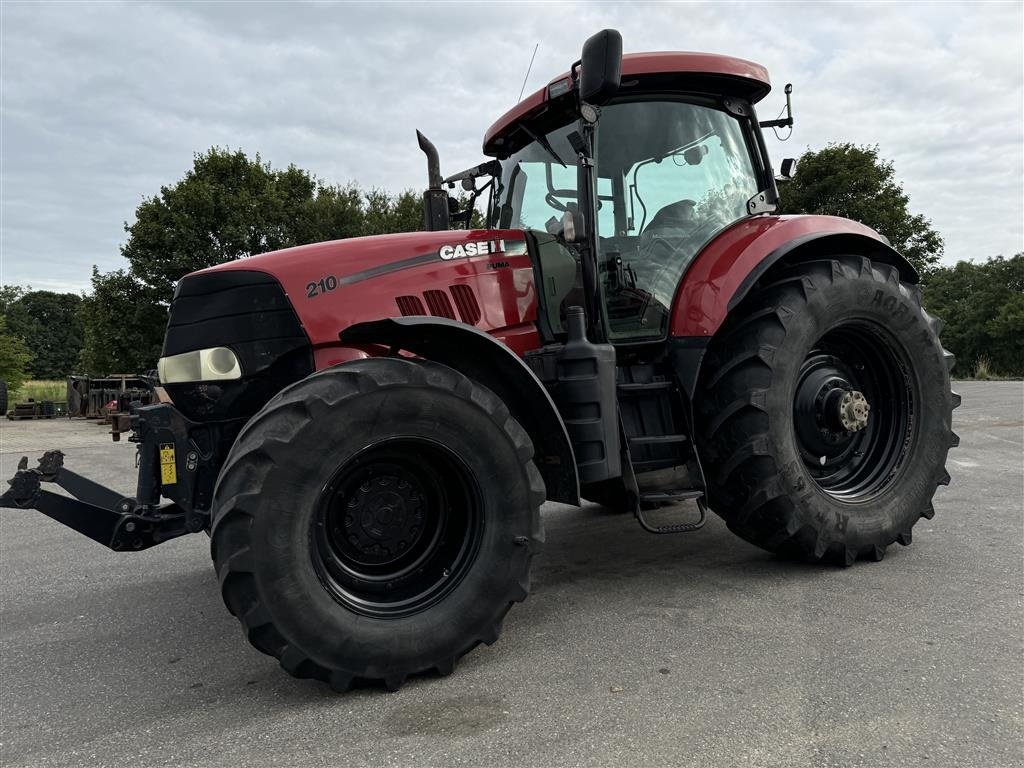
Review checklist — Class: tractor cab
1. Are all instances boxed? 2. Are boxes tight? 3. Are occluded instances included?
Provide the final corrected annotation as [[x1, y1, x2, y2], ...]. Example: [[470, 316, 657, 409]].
[[456, 40, 784, 347], [488, 91, 768, 343]]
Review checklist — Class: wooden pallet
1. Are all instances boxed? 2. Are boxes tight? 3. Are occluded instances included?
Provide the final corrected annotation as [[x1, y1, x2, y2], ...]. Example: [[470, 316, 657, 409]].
[[6, 401, 58, 420]]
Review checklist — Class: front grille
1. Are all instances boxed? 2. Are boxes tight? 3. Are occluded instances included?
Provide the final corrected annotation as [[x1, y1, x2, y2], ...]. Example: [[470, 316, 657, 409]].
[[164, 271, 306, 362], [163, 270, 312, 421]]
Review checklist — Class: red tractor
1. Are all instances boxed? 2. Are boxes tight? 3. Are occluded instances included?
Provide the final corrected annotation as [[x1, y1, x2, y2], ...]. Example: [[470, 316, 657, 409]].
[[3, 30, 958, 691]]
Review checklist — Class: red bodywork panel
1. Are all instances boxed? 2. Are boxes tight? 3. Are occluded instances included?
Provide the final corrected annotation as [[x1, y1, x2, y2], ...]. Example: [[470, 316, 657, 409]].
[[194, 229, 541, 369], [484, 51, 771, 154], [191, 215, 888, 367], [669, 215, 889, 337]]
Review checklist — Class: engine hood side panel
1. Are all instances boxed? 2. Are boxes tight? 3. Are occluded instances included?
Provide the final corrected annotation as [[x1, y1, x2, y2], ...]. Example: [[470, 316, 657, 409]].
[[191, 229, 540, 354]]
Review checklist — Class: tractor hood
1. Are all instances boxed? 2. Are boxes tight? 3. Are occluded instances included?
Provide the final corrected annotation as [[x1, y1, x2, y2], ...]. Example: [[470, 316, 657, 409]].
[[181, 228, 540, 365]]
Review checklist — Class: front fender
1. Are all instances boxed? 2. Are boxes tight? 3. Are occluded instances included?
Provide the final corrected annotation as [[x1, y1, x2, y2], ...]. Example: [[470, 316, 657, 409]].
[[669, 215, 918, 338], [341, 316, 580, 505]]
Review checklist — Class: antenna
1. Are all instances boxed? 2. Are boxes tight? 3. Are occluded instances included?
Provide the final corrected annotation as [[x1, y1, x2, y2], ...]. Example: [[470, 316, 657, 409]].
[[517, 43, 540, 102]]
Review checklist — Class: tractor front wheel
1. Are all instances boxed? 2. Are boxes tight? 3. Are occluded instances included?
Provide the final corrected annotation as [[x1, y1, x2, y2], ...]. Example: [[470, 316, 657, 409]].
[[211, 357, 544, 691], [696, 256, 959, 564]]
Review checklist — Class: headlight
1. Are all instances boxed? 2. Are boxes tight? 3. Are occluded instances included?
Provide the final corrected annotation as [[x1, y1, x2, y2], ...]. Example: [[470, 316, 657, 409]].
[[157, 347, 242, 383]]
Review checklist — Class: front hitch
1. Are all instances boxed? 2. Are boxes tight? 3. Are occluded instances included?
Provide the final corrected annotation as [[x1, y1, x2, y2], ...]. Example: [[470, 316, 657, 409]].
[[1, 451, 200, 551], [1, 403, 225, 551]]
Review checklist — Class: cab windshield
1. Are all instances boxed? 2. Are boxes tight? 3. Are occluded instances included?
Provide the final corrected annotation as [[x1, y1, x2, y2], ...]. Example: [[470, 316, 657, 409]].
[[490, 98, 761, 341]]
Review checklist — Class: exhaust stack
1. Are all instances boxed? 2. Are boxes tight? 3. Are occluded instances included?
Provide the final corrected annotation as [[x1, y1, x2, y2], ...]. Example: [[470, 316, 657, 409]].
[[416, 130, 450, 231]]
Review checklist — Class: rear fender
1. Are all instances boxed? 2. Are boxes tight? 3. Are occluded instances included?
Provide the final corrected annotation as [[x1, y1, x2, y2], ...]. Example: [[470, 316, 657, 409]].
[[341, 317, 580, 505], [670, 215, 918, 339]]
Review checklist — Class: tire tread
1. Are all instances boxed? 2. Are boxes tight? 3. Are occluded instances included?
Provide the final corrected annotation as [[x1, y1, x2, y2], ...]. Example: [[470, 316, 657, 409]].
[[696, 257, 958, 564], [211, 357, 544, 691]]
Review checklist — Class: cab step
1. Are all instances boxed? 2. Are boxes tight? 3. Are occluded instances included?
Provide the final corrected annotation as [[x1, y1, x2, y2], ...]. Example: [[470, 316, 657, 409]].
[[617, 380, 673, 393], [635, 490, 707, 534], [628, 434, 688, 446], [639, 489, 703, 504]]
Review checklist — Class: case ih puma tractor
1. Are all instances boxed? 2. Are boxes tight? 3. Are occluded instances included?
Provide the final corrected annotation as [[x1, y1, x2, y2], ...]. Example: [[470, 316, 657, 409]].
[[3, 30, 958, 691]]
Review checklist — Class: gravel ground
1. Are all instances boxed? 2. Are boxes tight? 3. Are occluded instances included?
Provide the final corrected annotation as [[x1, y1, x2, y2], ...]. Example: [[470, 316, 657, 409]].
[[1, 381, 1021, 768]]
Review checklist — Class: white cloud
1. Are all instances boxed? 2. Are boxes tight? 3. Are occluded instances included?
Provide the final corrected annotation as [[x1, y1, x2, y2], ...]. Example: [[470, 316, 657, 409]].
[[1, 0, 1021, 293]]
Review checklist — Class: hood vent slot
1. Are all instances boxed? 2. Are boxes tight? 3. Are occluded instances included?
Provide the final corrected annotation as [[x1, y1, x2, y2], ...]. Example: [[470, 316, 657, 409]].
[[449, 284, 481, 325], [395, 286, 481, 325], [423, 290, 456, 319], [395, 295, 425, 316]]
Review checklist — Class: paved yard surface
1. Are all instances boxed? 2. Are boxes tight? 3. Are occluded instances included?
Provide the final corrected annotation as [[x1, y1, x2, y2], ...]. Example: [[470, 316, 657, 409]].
[[1, 381, 1021, 768]]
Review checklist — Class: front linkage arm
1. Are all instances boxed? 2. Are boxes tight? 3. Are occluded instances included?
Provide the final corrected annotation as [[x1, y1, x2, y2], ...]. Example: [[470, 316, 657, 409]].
[[1, 403, 222, 551], [1, 451, 197, 551]]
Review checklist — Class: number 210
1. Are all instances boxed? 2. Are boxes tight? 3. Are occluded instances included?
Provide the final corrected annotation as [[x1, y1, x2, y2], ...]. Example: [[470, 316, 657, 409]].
[[306, 275, 338, 298]]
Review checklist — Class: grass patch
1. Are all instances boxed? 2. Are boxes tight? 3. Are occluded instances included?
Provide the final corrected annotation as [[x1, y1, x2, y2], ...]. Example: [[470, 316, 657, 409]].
[[10, 379, 66, 403], [972, 356, 996, 381], [963, 356, 1021, 380]]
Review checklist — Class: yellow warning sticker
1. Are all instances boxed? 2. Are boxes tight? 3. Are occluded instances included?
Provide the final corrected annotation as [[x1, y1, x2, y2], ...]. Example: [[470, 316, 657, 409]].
[[159, 443, 177, 485]]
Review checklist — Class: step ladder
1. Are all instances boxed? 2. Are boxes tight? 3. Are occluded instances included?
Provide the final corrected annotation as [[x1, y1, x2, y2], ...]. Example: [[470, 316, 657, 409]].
[[616, 378, 708, 534], [634, 489, 707, 535]]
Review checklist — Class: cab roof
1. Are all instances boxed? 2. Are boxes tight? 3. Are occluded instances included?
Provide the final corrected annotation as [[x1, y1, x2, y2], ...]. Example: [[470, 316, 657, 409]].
[[483, 51, 771, 157]]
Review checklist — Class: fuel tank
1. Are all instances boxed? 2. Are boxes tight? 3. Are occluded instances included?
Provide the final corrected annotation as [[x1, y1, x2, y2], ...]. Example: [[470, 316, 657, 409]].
[[188, 228, 542, 367]]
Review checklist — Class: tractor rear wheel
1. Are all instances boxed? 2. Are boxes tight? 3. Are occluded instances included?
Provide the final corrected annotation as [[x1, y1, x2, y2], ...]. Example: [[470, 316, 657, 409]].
[[211, 357, 544, 691], [696, 256, 959, 564]]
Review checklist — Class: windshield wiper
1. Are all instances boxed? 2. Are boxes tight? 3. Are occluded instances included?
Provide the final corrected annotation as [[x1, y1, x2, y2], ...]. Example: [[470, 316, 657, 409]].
[[519, 124, 567, 168]]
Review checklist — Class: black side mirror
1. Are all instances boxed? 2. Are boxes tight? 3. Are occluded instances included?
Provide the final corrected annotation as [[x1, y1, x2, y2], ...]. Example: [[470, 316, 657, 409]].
[[580, 29, 622, 105], [780, 158, 797, 178]]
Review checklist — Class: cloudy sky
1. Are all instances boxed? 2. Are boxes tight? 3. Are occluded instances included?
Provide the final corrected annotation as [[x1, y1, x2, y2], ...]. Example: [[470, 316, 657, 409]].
[[2, 1, 1021, 293]]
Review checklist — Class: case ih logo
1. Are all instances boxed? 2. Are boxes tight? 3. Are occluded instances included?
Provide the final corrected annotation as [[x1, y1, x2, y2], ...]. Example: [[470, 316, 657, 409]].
[[439, 240, 506, 261]]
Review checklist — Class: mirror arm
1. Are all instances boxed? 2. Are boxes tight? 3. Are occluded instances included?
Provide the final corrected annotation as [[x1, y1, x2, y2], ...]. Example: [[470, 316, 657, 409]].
[[759, 83, 794, 129]]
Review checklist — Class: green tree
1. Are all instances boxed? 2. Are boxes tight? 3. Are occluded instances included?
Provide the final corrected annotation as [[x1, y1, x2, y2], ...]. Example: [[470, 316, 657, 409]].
[[5, 290, 83, 378], [122, 149, 371, 297], [362, 188, 426, 235], [923, 254, 1024, 377], [0, 284, 25, 314], [0, 315, 33, 392], [779, 143, 944, 276], [78, 268, 167, 375]]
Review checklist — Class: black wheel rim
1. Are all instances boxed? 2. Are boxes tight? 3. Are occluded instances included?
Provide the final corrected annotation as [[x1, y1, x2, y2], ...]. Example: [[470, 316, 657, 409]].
[[792, 321, 916, 501], [311, 438, 483, 618]]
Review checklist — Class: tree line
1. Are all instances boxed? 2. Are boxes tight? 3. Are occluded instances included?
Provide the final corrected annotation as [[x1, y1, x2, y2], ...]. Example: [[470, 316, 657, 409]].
[[0, 144, 1020, 393], [778, 143, 1022, 377]]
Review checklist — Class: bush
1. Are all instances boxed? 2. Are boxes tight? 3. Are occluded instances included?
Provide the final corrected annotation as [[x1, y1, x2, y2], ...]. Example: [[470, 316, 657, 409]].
[[0, 315, 33, 392], [922, 254, 1023, 378]]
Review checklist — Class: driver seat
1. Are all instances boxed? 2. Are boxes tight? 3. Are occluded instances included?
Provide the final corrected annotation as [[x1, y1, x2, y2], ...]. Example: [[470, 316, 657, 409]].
[[643, 199, 696, 237], [632, 199, 699, 309]]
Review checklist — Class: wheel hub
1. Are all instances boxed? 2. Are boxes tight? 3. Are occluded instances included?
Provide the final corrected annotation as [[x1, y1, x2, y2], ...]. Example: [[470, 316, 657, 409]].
[[837, 390, 870, 432], [345, 472, 425, 563], [312, 439, 483, 619], [791, 324, 914, 500]]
